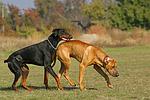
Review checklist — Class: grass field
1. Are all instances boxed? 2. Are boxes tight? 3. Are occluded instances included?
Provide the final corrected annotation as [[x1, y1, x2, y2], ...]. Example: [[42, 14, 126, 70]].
[[0, 46, 150, 100]]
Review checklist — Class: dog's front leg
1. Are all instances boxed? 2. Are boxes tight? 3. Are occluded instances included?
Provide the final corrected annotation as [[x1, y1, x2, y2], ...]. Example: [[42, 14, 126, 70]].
[[44, 68, 52, 90], [93, 64, 113, 89], [45, 65, 63, 90]]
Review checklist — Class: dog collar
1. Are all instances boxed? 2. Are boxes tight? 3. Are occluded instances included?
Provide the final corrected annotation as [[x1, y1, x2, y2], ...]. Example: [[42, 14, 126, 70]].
[[103, 55, 109, 71], [103, 55, 109, 64], [103, 55, 109, 63], [45, 38, 57, 50]]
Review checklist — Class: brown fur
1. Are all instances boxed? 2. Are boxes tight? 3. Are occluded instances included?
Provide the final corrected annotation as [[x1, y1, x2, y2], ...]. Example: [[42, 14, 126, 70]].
[[45, 40, 119, 90]]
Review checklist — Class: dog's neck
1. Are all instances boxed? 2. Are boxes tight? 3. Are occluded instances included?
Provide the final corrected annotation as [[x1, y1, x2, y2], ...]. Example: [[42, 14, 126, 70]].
[[45, 38, 57, 50], [46, 36, 60, 50]]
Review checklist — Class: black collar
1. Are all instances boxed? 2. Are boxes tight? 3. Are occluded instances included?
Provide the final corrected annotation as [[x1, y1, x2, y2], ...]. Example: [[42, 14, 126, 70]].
[[103, 55, 109, 70]]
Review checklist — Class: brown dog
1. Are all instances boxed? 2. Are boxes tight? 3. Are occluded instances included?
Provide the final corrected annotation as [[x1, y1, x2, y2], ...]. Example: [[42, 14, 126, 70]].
[[55, 40, 119, 90]]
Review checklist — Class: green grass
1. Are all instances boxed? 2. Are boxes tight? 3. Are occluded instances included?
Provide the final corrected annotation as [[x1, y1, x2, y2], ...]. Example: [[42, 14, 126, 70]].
[[0, 46, 150, 100]]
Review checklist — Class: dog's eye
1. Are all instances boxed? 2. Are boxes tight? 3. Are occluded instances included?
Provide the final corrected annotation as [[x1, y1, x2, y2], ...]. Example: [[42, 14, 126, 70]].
[[112, 66, 115, 69]]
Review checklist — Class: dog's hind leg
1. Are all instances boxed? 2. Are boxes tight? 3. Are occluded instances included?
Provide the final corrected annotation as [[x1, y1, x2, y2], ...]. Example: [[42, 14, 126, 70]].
[[20, 64, 35, 91], [12, 73, 21, 91], [45, 65, 63, 90], [78, 63, 87, 91], [8, 62, 22, 91]]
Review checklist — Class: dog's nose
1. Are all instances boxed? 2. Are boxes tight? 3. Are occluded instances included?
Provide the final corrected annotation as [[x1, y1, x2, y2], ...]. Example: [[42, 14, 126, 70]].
[[116, 73, 119, 77]]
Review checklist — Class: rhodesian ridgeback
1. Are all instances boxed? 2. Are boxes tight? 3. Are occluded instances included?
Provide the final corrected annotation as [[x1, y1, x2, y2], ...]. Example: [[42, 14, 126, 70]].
[[56, 40, 119, 90]]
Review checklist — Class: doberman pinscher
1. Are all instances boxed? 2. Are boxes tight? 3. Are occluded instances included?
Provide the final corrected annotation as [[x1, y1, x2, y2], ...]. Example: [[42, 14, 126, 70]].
[[54, 40, 119, 90], [4, 28, 73, 91]]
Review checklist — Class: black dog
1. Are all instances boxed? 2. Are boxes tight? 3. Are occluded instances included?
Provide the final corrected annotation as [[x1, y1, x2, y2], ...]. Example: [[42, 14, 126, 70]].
[[4, 28, 73, 91]]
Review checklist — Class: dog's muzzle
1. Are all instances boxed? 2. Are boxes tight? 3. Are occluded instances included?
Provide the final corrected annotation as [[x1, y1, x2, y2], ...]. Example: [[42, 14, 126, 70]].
[[115, 73, 119, 77], [62, 35, 73, 42], [62, 38, 71, 42]]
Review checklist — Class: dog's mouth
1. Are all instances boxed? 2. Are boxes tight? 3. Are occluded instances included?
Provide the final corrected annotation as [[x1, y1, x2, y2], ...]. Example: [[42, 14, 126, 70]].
[[62, 38, 71, 42], [108, 72, 119, 77]]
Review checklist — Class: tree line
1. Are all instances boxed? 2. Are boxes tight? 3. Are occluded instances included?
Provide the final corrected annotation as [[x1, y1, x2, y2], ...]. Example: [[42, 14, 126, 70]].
[[0, 0, 150, 37]]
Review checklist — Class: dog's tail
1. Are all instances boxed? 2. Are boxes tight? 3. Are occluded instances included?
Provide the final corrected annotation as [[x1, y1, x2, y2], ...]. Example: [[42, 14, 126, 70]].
[[4, 59, 8, 63], [51, 54, 57, 67]]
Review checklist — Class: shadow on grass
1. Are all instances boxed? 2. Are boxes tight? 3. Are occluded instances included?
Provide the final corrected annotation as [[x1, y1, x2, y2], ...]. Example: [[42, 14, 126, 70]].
[[0, 85, 98, 91]]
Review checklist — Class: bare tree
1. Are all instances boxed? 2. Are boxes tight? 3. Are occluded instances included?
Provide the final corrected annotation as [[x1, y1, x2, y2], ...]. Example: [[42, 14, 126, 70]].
[[71, 20, 95, 32], [57, 0, 94, 32]]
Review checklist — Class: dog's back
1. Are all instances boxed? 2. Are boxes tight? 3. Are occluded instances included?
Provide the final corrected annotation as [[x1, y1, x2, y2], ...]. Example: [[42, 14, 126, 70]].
[[57, 40, 90, 62], [57, 40, 107, 64]]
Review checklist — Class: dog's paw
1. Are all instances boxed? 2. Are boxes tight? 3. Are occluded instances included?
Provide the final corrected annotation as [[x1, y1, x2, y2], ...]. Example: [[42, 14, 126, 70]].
[[15, 89, 19, 92], [80, 87, 87, 91], [28, 88, 35, 91], [57, 87, 63, 90], [70, 83, 76, 87], [108, 84, 113, 89], [46, 87, 53, 90]]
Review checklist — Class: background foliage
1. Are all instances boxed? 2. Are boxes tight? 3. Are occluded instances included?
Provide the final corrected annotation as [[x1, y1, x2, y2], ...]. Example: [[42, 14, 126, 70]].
[[109, 0, 150, 30], [82, 0, 150, 30], [1, 0, 150, 36]]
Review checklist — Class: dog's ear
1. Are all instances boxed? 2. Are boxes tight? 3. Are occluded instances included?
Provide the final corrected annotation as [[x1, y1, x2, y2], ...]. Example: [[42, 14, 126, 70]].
[[104, 57, 114, 64], [104, 57, 108, 65], [107, 57, 114, 61], [52, 29, 59, 37], [104, 60, 108, 65]]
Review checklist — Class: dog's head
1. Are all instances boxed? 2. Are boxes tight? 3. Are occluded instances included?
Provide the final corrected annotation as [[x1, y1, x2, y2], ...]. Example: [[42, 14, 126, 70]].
[[104, 56, 119, 77], [52, 28, 73, 41]]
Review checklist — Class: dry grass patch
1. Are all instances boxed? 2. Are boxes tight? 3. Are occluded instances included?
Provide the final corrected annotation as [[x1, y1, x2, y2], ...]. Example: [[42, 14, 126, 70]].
[[1, 27, 150, 51], [0, 32, 45, 51], [78, 27, 150, 47]]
